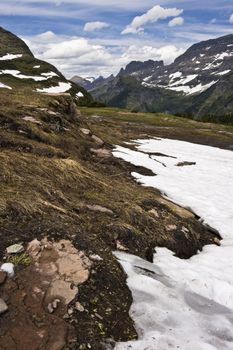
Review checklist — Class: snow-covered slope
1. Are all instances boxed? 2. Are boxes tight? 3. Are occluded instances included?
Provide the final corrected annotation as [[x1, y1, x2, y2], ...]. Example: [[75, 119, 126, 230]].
[[113, 138, 233, 350]]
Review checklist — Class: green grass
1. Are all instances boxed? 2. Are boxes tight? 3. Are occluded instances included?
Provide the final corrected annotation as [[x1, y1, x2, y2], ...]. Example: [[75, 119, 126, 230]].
[[80, 106, 233, 132]]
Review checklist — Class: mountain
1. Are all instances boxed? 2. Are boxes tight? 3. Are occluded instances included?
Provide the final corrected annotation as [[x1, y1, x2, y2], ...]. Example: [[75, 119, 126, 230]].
[[89, 34, 233, 121], [71, 74, 115, 91], [0, 27, 94, 106]]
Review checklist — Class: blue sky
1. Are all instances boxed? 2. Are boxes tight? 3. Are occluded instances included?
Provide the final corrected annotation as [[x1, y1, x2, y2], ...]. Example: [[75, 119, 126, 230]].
[[0, 1, 233, 77]]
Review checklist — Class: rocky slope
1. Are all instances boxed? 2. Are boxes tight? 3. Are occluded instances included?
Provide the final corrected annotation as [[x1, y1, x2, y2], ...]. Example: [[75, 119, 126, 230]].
[[0, 27, 94, 106], [85, 35, 233, 121]]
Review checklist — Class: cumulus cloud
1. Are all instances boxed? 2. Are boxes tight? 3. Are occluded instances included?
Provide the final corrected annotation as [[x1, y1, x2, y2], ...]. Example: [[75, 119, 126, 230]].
[[36, 31, 56, 40], [229, 14, 233, 24], [168, 17, 184, 27], [122, 5, 183, 34], [84, 21, 109, 32], [23, 32, 184, 77]]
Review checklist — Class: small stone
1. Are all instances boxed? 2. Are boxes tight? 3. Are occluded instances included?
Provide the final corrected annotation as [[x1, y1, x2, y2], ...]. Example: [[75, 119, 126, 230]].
[[75, 302, 84, 312], [86, 205, 113, 215], [0, 263, 14, 277], [214, 237, 221, 246], [89, 254, 103, 262], [52, 299, 61, 309], [166, 224, 177, 231], [91, 135, 104, 146], [0, 299, 8, 315], [6, 243, 24, 254], [22, 116, 42, 125], [148, 209, 159, 218], [80, 128, 91, 136], [68, 308, 73, 315], [47, 303, 54, 314], [116, 241, 128, 251], [27, 239, 41, 260], [0, 271, 7, 285]]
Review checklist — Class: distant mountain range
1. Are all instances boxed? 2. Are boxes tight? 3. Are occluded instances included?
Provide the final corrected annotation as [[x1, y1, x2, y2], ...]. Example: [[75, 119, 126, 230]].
[[0, 27, 94, 106], [72, 35, 233, 121]]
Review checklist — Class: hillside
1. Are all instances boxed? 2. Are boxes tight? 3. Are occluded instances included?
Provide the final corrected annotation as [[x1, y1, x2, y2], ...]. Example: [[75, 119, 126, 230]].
[[0, 27, 94, 106], [82, 35, 233, 122]]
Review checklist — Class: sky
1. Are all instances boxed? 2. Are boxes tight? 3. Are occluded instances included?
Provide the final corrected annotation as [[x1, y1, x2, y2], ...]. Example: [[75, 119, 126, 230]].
[[0, 1, 233, 78]]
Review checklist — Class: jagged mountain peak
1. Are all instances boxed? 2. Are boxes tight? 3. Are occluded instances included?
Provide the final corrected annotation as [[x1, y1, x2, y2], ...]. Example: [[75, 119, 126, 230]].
[[88, 33, 233, 120]]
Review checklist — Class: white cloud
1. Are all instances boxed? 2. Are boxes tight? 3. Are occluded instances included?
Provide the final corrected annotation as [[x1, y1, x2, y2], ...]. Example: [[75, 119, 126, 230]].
[[229, 14, 233, 24], [23, 32, 184, 78], [122, 5, 183, 34], [84, 21, 110, 32], [36, 31, 56, 40], [168, 17, 184, 27]]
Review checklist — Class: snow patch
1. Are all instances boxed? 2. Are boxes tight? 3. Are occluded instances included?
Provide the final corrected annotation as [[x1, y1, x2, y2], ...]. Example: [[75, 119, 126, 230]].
[[113, 138, 233, 350], [216, 69, 231, 76], [0, 82, 12, 89], [167, 80, 217, 95], [76, 91, 84, 98], [36, 82, 72, 94], [0, 69, 48, 81], [0, 53, 22, 61]]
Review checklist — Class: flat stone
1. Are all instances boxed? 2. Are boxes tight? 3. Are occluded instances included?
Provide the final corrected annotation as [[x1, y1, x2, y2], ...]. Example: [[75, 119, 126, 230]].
[[86, 204, 113, 215], [91, 135, 104, 146], [22, 116, 42, 125], [0, 271, 7, 285], [74, 302, 84, 312], [46, 280, 78, 305], [0, 299, 8, 315], [157, 196, 195, 219], [6, 243, 24, 254], [90, 148, 111, 158]]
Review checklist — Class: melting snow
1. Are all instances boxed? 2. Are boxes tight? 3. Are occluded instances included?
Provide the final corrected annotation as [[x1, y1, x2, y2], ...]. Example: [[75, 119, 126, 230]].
[[169, 74, 198, 87], [36, 82, 72, 93], [113, 138, 233, 350], [76, 91, 84, 98], [0, 69, 59, 81], [216, 69, 231, 76], [0, 82, 12, 89], [0, 53, 22, 60], [41, 71, 59, 77], [169, 72, 182, 80], [0, 69, 47, 81]]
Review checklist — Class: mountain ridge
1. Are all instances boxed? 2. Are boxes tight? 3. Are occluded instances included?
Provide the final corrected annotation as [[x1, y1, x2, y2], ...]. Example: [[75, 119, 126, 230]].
[[73, 34, 233, 121]]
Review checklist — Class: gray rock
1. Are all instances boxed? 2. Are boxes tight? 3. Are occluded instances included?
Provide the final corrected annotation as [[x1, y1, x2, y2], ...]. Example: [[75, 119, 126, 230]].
[[91, 135, 104, 146], [6, 243, 24, 254]]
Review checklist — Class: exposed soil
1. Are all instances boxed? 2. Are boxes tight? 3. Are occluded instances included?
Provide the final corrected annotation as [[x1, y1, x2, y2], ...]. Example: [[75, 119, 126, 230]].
[[0, 93, 231, 349]]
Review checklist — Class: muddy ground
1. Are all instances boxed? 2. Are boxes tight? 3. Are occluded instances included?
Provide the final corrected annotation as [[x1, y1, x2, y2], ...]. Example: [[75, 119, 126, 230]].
[[0, 93, 231, 349]]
